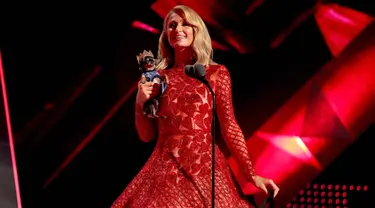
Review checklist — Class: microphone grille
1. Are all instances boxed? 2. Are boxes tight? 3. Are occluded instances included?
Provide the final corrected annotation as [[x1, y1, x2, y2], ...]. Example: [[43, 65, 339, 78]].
[[193, 63, 206, 78], [184, 64, 192, 72], [184, 64, 194, 77]]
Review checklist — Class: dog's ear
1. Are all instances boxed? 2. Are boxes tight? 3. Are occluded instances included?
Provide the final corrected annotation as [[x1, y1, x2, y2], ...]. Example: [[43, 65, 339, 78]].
[[136, 53, 143, 64]]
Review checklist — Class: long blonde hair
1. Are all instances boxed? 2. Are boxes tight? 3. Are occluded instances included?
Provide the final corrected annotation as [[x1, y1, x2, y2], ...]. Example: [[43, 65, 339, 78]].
[[156, 5, 215, 70]]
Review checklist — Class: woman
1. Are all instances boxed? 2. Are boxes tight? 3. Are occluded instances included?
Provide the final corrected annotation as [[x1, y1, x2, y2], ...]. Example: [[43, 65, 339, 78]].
[[112, 5, 279, 208]]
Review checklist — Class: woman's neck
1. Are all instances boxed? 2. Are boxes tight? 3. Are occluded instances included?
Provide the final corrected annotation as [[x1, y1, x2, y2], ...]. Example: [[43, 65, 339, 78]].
[[173, 47, 194, 67]]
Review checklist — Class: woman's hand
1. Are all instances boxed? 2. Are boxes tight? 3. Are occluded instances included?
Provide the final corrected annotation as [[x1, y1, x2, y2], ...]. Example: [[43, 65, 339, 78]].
[[136, 75, 161, 106], [136, 75, 154, 105], [252, 175, 279, 198]]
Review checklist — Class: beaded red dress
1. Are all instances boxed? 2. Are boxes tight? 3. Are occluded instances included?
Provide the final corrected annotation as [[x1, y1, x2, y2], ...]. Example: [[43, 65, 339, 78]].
[[111, 64, 257, 208]]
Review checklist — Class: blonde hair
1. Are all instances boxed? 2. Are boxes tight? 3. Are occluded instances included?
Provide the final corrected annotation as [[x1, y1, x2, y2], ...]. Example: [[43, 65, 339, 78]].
[[156, 5, 215, 70]]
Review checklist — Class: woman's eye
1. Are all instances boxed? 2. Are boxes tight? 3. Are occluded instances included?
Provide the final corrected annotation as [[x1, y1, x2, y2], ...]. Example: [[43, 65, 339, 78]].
[[168, 21, 191, 29], [169, 23, 176, 29]]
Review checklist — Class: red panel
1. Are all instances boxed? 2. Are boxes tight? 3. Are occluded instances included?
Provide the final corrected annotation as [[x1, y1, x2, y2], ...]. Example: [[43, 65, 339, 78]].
[[315, 3, 373, 57], [228, 23, 375, 206]]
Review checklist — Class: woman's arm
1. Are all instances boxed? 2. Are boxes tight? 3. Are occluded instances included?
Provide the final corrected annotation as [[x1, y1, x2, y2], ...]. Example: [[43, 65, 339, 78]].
[[135, 102, 157, 142], [135, 77, 158, 142], [215, 65, 257, 182]]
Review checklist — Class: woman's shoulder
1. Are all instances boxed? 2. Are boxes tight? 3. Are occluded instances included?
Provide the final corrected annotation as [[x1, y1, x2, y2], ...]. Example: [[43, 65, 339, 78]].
[[206, 63, 229, 74]]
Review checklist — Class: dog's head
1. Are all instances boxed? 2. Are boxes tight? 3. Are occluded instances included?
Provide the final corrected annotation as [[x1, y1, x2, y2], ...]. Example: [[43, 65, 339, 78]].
[[136, 50, 156, 71]]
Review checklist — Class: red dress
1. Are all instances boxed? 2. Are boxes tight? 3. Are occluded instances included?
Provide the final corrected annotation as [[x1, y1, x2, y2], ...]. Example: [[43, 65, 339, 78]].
[[112, 64, 257, 208]]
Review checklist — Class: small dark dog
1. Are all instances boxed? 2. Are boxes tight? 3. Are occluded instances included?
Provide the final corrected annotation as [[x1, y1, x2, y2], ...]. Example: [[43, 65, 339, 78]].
[[136, 50, 166, 118]]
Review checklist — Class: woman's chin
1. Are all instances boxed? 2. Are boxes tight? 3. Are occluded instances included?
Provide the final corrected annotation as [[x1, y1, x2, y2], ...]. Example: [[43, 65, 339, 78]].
[[172, 43, 191, 49]]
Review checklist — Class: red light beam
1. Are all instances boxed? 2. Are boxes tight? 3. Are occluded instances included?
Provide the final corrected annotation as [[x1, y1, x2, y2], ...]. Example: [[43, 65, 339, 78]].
[[132, 20, 160, 34], [0, 51, 23, 207]]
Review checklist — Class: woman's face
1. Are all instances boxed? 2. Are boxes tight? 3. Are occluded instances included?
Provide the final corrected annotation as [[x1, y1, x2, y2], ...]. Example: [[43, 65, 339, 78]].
[[166, 13, 194, 49]]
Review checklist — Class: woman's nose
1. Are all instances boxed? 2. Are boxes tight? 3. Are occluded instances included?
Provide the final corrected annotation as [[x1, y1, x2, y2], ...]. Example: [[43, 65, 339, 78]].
[[175, 24, 182, 32]]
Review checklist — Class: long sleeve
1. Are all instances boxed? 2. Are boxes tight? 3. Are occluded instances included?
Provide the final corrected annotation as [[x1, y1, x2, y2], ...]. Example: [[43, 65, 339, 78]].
[[135, 102, 157, 142], [215, 65, 257, 182]]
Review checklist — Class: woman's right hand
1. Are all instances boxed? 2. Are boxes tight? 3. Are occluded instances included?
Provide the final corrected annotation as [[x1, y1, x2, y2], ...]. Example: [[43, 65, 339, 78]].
[[136, 75, 154, 106]]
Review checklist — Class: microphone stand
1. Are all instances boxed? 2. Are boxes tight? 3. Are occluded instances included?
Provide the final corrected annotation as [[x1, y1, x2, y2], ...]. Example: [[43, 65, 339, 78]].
[[199, 78, 216, 208], [201, 75, 275, 208], [259, 191, 275, 208], [185, 64, 216, 208]]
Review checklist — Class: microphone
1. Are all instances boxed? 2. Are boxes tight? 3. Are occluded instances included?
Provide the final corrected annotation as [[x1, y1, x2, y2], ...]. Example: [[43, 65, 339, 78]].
[[184, 63, 216, 208], [183, 64, 194, 76], [184, 64, 207, 82]]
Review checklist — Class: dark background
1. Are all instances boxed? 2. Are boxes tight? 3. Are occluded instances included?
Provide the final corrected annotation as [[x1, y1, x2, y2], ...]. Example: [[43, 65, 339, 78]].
[[0, 0, 374, 207]]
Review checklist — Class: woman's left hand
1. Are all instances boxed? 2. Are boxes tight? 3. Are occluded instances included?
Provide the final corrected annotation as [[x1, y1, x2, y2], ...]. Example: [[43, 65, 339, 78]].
[[252, 175, 279, 198]]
